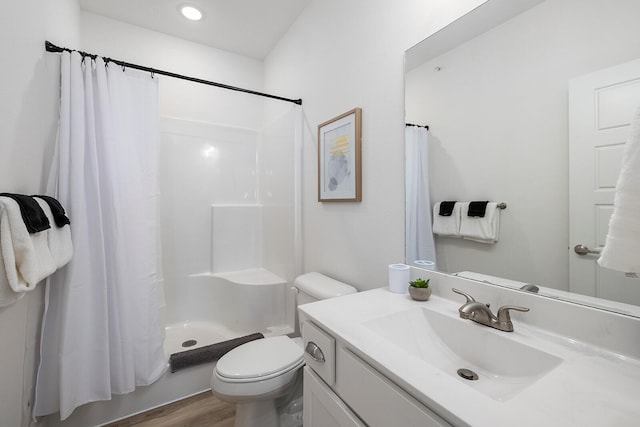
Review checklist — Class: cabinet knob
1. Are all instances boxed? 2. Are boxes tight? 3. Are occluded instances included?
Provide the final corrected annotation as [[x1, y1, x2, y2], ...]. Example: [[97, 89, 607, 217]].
[[305, 341, 326, 363]]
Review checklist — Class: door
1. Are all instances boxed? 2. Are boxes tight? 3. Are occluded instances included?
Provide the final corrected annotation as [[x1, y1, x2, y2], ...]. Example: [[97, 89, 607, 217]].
[[568, 58, 640, 304]]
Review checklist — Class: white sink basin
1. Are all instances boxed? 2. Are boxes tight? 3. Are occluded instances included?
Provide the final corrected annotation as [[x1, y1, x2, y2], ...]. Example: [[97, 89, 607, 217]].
[[364, 306, 562, 401]]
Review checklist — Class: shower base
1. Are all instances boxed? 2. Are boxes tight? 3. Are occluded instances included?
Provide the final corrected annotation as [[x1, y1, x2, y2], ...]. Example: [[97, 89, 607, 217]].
[[48, 320, 292, 427], [165, 320, 292, 355]]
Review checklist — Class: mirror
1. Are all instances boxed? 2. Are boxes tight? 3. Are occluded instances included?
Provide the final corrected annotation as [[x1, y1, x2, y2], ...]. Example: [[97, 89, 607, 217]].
[[405, 0, 640, 316]]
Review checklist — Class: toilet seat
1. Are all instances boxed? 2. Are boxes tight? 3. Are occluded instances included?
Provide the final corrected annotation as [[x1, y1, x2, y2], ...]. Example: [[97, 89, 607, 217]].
[[215, 336, 304, 383]]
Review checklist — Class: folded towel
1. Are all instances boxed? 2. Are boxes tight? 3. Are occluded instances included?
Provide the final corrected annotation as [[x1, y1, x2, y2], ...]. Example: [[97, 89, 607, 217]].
[[467, 201, 489, 217], [432, 202, 461, 237], [459, 202, 500, 243], [34, 197, 73, 268], [438, 201, 457, 216], [598, 106, 640, 274], [0, 193, 50, 233], [32, 195, 70, 228], [0, 197, 57, 292]]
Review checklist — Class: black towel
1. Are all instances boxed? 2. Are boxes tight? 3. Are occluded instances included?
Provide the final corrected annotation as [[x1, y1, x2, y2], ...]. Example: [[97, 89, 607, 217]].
[[33, 195, 71, 228], [468, 201, 489, 218], [0, 193, 51, 233], [169, 332, 265, 373], [439, 201, 457, 216]]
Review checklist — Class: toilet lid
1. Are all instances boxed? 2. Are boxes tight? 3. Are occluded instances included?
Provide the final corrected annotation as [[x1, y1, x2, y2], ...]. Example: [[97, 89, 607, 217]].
[[215, 336, 303, 380]]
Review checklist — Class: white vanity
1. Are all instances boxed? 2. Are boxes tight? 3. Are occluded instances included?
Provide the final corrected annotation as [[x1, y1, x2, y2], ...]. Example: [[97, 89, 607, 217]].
[[299, 269, 640, 426], [301, 319, 448, 426]]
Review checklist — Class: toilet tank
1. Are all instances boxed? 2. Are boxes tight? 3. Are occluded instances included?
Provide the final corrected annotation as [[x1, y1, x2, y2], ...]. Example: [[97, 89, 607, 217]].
[[294, 272, 357, 305], [292, 272, 357, 335]]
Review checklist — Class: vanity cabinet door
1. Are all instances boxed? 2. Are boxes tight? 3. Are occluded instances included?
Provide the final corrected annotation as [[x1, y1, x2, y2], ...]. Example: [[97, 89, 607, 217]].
[[303, 367, 365, 427], [336, 348, 451, 427]]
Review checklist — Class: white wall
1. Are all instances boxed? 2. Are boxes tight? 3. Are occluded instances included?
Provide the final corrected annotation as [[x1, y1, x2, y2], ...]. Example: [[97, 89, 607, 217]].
[[79, 12, 265, 128], [264, 0, 486, 290], [405, 0, 640, 290], [0, 1, 80, 426]]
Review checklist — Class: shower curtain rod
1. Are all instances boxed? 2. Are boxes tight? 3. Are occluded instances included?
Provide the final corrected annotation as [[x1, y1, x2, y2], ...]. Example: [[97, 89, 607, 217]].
[[45, 41, 303, 106], [406, 122, 429, 131]]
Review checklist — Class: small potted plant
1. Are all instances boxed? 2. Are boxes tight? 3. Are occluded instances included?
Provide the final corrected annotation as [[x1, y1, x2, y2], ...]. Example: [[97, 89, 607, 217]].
[[408, 278, 431, 301]]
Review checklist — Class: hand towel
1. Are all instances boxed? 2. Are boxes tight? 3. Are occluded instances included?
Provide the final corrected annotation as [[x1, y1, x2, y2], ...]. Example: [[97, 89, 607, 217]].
[[432, 202, 461, 237], [0, 193, 50, 233], [467, 201, 489, 217], [438, 201, 457, 216], [34, 197, 73, 268], [32, 195, 70, 228], [598, 106, 640, 274], [0, 197, 57, 292], [459, 201, 500, 243]]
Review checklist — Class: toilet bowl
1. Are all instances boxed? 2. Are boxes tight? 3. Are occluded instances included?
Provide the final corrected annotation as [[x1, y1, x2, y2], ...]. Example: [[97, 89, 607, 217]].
[[210, 272, 357, 427], [211, 336, 304, 400]]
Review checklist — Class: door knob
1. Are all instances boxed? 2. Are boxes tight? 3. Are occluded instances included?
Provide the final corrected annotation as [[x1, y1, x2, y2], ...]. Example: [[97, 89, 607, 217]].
[[574, 244, 602, 256]]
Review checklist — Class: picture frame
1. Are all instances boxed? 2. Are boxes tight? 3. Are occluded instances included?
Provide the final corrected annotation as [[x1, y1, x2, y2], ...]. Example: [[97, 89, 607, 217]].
[[317, 108, 362, 202]]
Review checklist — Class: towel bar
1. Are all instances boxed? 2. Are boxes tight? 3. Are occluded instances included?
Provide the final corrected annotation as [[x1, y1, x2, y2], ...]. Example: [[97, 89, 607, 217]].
[[497, 203, 507, 210]]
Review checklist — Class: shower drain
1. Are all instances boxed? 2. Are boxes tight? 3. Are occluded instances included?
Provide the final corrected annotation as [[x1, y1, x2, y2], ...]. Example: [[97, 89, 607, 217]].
[[457, 368, 479, 381], [182, 339, 198, 348]]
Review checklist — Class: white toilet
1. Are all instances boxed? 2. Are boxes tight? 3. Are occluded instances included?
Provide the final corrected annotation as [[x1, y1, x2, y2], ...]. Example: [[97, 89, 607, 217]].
[[210, 272, 357, 427]]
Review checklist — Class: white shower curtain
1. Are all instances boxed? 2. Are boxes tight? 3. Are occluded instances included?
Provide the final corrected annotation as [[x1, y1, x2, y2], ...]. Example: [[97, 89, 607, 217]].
[[34, 51, 167, 420], [405, 126, 436, 266]]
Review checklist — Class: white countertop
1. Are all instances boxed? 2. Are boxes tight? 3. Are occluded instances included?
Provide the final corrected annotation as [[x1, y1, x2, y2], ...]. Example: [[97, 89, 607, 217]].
[[299, 286, 640, 426]]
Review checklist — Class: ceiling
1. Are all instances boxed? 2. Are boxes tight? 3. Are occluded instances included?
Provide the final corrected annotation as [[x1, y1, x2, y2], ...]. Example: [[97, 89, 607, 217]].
[[79, 0, 311, 59]]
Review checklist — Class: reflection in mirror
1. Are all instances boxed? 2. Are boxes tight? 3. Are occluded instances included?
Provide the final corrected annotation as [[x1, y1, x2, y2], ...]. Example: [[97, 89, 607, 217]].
[[405, 124, 436, 266], [405, 0, 640, 316]]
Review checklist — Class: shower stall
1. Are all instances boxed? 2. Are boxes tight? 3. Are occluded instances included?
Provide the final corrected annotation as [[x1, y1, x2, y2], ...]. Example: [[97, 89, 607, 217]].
[[159, 105, 303, 355], [49, 95, 303, 427]]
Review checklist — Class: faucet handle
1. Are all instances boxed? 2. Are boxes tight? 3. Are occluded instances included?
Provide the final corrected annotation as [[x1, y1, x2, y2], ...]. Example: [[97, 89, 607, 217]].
[[495, 305, 529, 332], [452, 288, 476, 303], [496, 305, 529, 322]]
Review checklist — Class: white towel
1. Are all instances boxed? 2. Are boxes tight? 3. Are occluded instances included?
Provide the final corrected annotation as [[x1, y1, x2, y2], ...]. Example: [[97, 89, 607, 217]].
[[0, 205, 23, 307], [598, 106, 640, 274], [0, 197, 57, 292], [34, 197, 73, 268], [459, 202, 500, 244], [432, 202, 461, 237], [0, 248, 24, 307]]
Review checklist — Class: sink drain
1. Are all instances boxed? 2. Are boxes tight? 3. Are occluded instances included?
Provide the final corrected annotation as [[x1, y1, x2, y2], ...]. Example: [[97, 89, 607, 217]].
[[457, 368, 479, 381], [182, 339, 197, 348]]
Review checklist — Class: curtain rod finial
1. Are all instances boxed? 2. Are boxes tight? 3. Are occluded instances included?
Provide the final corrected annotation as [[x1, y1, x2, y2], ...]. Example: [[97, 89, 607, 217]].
[[45, 41, 64, 53]]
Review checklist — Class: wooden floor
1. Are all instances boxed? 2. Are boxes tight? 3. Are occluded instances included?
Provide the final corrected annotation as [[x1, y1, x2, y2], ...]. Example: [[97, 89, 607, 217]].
[[105, 391, 235, 427]]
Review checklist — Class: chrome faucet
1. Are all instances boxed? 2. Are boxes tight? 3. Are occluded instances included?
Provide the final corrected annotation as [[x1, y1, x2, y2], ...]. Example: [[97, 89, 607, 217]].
[[452, 288, 529, 332]]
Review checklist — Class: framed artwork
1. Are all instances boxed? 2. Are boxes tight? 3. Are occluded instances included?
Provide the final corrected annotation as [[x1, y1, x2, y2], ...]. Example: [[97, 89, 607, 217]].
[[317, 108, 362, 202]]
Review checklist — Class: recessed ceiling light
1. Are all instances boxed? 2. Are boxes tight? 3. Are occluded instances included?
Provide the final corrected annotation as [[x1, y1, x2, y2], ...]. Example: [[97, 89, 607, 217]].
[[179, 5, 204, 21]]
